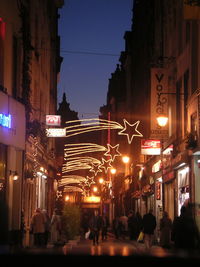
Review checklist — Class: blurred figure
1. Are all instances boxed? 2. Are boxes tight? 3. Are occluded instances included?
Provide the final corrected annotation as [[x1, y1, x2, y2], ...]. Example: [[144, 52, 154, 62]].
[[42, 209, 51, 247], [30, 208, 45, 247], [159, 211, 172, 249], [80, 210, 90, 240], [171, 204, 200, 252], [112, 216, 120, 239], [142, 209, 157, 250], [119, 214, 128, 239], [89, 210, 102, 245], [135, 211, 143, 240], [127, 210, 136, 240], [101, 213, 109, 241], [20, 210, 26, 248], [50, 208, 62, 246]]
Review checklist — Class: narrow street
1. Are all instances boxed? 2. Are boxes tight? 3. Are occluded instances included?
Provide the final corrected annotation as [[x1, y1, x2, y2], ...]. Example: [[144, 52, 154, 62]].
[[5, 233, 200, 265]]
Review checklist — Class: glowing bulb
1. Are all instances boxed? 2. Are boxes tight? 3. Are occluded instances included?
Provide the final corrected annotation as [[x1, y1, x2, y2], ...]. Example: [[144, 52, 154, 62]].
[[122, 156, 130, 164], [93, 186, 98, 192], [110, 168, 116, 174], [156, 115, 168, 127], [65, 195, 69, 201], [99, 178, 104, 184]]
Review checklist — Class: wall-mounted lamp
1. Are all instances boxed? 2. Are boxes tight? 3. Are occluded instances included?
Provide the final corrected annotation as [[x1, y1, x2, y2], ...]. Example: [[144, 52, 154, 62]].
[[10, 171, 19, 181]]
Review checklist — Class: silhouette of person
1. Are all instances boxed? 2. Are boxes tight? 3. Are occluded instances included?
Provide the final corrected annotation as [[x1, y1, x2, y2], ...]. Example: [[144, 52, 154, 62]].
[[171, 204, 200, 252], [142, 209, 157, 250], [160, 211, 172, 248]]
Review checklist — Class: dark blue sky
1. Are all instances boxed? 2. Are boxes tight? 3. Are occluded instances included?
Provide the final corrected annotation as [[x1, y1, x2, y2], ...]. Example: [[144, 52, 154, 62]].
[[58, 0, 133, 119]]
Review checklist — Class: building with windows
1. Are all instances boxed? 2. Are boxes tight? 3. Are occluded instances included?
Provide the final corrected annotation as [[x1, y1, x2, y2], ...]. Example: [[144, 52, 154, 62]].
[[0, 0, 63, 247]]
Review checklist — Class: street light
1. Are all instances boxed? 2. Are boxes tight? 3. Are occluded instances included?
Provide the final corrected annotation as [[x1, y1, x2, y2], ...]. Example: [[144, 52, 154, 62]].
[[110, 168, 116, 174], [122, 156, 130, 176], [156, 115, 168, 127], [122, 156, 130, 164]]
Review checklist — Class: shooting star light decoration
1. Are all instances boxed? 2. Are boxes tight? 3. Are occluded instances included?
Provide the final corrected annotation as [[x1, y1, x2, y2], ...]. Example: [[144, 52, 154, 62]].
[[63, 118, 143, 144]]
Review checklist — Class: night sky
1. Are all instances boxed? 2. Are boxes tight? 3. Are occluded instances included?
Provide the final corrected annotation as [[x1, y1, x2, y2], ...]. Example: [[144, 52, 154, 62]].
[[58, 0, 133, 119]]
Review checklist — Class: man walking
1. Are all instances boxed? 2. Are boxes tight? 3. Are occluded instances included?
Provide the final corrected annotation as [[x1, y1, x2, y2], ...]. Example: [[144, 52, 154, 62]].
[[142, 209, 157, 250]]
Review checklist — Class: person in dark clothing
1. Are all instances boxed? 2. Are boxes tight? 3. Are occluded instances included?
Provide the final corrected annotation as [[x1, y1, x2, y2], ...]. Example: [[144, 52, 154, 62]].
[[159, 211, 172, 249], [135, 211, 143, 240], [142, 209, 157, 249], [112, 216, 120, 239], [171, 204, 200, 252], [101, 214, 109, 241], [127, 210, 136, 240], [89, 210, 102, 245], [81, 211, 90, 240]]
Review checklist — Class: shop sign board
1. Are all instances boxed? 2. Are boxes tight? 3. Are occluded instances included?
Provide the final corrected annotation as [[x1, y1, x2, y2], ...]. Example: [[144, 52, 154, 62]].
[[46, 115, 61, 126], [141, 139, 161, 155], [150, 68, 169, 139], [46, 128, 66, 137]]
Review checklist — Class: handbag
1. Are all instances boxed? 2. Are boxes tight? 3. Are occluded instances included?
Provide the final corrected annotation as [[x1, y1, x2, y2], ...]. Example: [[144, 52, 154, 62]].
[[137, 231, 144, 242], [85, 229, 90, 239]]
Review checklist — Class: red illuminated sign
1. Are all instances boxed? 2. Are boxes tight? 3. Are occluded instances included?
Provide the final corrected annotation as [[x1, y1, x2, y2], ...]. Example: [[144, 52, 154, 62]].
[[141, 139, 161, 155], [46, 115, 61, 126], [156, 182, 161, 200]]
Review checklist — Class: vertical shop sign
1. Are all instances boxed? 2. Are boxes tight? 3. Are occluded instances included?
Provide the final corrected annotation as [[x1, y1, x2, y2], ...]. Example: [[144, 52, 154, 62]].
[[150, 68, 169, 139]]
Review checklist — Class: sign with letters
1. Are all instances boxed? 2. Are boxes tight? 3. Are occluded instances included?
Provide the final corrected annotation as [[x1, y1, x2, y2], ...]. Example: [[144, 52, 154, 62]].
[[46, 115, 61, 126], [150, 68, 169, 139]]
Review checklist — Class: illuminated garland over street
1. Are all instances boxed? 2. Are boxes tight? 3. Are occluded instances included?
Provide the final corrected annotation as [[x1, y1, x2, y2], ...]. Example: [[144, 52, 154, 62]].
[[64, 143, 107, 158], [64, 118, 143, 144], [62, 156, 101, 173], [58, 175, 86, 187]]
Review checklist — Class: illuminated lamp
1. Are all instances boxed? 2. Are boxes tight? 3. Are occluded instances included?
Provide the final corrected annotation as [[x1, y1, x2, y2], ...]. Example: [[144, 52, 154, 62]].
[[10, 171, 19, 181], [156, 115, 168, 127]]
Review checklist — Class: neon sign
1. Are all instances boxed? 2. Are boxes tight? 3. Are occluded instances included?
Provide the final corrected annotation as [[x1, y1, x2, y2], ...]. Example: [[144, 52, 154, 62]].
[[0, 113, 11, 128]]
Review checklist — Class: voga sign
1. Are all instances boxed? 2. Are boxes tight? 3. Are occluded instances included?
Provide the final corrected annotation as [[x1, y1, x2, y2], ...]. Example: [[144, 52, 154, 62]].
[[150, 68, 168, 139], [0, 113, 12, 128]]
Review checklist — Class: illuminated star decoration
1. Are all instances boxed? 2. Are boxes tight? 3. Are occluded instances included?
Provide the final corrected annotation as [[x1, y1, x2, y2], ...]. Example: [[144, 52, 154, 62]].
[[89, 162, 102, 176], [100, 158, 113, 173], [118, 119, 143, 144], [104, 144, 121, 162], [86, 175, 96, 187], [63, 118, 143, 144]]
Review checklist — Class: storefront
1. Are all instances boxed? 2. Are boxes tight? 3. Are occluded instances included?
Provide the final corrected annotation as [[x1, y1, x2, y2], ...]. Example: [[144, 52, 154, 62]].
[[177, 166, 190, 215], [0, 91, 25, 243]]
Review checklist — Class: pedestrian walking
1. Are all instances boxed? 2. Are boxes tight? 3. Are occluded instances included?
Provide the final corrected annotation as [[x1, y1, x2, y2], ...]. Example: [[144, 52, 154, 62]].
[[142, 209, 157, 250], [50, 208, 62, 246], [127, 210, 136, 240], [101, 213, 109, 241], [112, 216, 120, 239], [159, 211, 172, 249], [80, 210, 90, 240], [89, 210, 102, 245], [42, 209, 51, 247], [119, 214, 128, 239], [171, 204, 200, 252], [30, 208, 45, 247], [135, 211, 143, 240]]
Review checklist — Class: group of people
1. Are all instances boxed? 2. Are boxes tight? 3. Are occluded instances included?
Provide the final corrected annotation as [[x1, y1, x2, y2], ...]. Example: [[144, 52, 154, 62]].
[[30, 204, 200, 252], [112, 209, 156, 249], [30, 208, 62, 248], [81, 210, 109, 245], [112, 205, 200, 252]]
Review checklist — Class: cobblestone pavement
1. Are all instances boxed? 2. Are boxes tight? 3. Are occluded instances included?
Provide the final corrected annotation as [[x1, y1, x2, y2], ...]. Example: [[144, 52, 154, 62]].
[[3, 234, 200, 266]]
